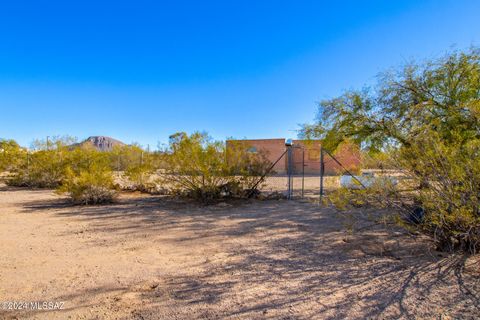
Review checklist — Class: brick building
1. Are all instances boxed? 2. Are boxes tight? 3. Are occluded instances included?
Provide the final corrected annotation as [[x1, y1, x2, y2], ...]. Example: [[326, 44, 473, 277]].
[[226, 138, 361, 175]]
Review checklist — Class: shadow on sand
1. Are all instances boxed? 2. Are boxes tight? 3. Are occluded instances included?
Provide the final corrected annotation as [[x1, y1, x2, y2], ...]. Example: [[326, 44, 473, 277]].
[[6, 191, 480, 319]]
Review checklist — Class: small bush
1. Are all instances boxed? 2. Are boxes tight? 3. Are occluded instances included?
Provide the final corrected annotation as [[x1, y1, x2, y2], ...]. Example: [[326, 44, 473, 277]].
[[160, 132, 271, 202], [399, 133, 480, 253], [58, 165, 117, 205], [123, 156, 155, 193], [0, 139, 24, 173], [7, 137, 75, 188], [110, 144, 144, 171], [56, 145, 118, 204]]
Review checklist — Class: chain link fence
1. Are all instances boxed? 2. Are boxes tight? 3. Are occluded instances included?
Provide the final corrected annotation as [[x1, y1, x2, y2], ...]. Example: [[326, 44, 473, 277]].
[[3, 142, 362, 202], [254, 144, 361, 201]]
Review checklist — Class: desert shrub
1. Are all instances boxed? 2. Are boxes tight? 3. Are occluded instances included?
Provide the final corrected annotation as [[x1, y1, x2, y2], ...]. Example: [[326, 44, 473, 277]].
[[58, 148, 117, 204], [109, 144, 163, 193], [360, 149, 395, 170], [124, 164, 150, 190], [123, 160, 156, 192], [399, 132, 480, 253], [225, 139, 274, 190], [302, 48, 480, 253], [327, 138, 480, 253], [110, 144, 144, 171], [7, 137, 75, 188], [0, 139, 24, 174], [58, 165, 117, 205], [160, 132, 271, 202]]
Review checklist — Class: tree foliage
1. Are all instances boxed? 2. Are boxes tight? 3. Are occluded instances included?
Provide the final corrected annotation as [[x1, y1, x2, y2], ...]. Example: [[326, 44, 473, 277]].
[[7, 136, 75, 188], [160, 132, 271, 202], [0, 139, 24, 172], [2, 132, 273, 203], [302, 48, 480, 253], [4, 136, 118, 204], [58, 147, 117, 205], [301, 47, 480, 151]]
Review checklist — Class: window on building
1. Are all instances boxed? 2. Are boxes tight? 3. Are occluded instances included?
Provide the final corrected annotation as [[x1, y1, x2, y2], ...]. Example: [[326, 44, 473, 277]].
[[247, 146, 257, 153]]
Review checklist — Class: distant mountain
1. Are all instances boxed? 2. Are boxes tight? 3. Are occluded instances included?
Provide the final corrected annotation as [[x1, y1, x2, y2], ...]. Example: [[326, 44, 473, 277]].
[[74, 136, 126, 151]]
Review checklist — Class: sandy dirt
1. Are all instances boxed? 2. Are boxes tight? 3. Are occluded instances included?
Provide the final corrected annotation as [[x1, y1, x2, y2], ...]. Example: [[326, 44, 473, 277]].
[[0, 185, 479, 319]]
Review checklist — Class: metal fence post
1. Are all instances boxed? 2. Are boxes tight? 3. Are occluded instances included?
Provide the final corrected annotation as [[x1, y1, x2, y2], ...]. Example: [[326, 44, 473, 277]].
[[301, 147, 305, 198], [320, 146, 324, 204], [287, 145, 293, 199]]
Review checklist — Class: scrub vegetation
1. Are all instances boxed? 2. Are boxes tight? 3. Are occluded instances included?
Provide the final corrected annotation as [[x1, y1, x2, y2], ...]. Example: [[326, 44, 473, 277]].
[[302, 47, 480, 253], [1, 132, 272, 204]]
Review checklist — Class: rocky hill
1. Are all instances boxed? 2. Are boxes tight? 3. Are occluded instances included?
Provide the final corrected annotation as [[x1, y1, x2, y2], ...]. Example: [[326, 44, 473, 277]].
[[74, 136, 126, 151]]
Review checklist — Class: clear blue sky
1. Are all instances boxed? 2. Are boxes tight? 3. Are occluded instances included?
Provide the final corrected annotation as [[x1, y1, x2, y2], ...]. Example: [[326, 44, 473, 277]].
[[1, 0, 479, 149]]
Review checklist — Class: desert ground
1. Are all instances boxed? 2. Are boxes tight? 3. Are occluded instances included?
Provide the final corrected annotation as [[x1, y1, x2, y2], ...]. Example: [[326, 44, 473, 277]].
[[260, 175, 339, 198], [0, 184, 479, 319]]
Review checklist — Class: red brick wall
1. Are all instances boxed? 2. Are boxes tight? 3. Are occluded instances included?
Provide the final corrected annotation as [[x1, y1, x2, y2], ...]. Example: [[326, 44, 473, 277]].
[[292, 140, 361, 175], [328, 142, 362, 175], [292, 140, 320, 174], [226, 139, 361, 175], [226, 139, 286, 174]]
